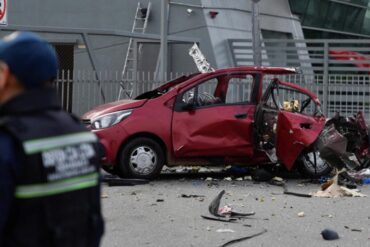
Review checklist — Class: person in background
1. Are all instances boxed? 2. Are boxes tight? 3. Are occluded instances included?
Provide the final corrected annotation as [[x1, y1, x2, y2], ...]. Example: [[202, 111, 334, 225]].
[[0, 31, 104, 247]]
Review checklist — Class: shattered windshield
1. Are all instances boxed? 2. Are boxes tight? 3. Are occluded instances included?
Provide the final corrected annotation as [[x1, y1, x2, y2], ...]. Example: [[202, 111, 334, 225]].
[[135, 73, 200, 100], [268, 83, 321, 116]]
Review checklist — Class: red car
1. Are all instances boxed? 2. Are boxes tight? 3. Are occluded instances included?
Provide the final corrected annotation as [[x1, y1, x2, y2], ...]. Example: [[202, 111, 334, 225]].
[[82, 67, 331, 179]]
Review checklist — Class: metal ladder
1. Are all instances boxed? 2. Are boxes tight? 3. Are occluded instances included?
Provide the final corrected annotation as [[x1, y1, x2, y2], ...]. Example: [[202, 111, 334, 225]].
[[118, 1, 151, 100]]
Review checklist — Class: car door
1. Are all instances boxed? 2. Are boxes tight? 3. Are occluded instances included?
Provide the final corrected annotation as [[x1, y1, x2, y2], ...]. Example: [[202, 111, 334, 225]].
[[255, 78, 325, 170], [171, 73, 257, 158]]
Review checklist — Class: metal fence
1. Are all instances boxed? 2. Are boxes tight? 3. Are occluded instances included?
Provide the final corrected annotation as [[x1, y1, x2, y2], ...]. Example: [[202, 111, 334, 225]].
[[55, 70, 370, 121]]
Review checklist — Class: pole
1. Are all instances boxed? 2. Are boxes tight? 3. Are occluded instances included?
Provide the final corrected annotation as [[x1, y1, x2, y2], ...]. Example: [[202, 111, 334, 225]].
[[252, 0, 262, 66], [159, 0, 169, 81]]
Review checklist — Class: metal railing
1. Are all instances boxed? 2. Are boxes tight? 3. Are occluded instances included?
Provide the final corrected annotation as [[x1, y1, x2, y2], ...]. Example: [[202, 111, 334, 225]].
[[55, 70, 370, 121]]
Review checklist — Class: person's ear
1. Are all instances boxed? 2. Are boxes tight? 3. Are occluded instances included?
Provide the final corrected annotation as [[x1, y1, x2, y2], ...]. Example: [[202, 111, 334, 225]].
[[0, 62, 10, 90]]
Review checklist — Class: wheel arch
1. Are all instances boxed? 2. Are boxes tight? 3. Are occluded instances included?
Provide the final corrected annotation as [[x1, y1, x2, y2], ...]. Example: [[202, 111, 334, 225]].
[[117, 132, 168, 164]]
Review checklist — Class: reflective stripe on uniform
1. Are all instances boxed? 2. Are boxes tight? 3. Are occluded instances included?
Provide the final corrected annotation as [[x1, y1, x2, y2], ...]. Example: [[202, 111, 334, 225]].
[[23, 132, 97, 154], [15, 172, 98, 199]]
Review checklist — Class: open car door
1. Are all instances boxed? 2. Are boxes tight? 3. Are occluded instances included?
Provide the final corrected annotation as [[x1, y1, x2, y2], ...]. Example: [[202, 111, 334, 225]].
[[255, 78, 326, 170]]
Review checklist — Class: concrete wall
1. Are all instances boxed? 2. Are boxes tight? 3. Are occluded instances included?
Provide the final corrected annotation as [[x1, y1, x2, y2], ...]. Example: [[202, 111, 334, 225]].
[[1, 0, 303, 74], [1, 0, 213, 74], [201, 0, 304, 68]]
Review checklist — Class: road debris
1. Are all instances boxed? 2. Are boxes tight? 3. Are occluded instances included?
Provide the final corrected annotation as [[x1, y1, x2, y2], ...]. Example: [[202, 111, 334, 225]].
[[200, 215, 237, 223], [103, 176, 150, 186], [216, 229, 235, 233], [220, 229, 267, 247], [283, 184, 312, 198], [101, 194, 109, 198], [297, 212, 305, 217], [181, 194, 205, 198], [208, 190, 255, 218], [312, 174, 366, 198], [321, 229, 339, 240]]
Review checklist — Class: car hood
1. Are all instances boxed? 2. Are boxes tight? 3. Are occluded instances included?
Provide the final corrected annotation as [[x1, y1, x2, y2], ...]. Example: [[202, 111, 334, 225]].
[[83, 99, 147, 119]]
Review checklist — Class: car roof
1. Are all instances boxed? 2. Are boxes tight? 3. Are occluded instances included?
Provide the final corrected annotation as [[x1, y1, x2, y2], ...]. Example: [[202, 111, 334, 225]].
[[212, 66, 298, 74]]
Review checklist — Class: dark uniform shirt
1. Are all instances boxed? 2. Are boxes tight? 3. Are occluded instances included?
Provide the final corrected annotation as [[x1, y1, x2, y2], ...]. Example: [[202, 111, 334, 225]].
[[0, 88, 103, 246], [0, 132, 21, 243]]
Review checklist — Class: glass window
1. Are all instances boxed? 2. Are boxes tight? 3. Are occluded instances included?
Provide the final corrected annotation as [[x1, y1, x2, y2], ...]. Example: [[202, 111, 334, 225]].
[[289, 0, 310, 16], [225, 75, 253, 104], [268, 84, 317, 116], [302, 0, 330, 28], [179, 74, 254, 108]]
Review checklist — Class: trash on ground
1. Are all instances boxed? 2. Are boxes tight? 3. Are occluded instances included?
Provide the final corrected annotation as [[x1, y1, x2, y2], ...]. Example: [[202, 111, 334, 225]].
[[103, 176, 150, 186], [216, 229, 235, 233], [312, 173, 366, 198], [200, 215, 237, 223], [321, 229, 339, 240], [219, 229, 267, 247], [218, 205, 232, 216], [209, 190, 226, 217], [208, 190, 255, 218], [101, 194, 109, 198], [224, 166, 249, 175], [297, 212, 305, 217], [181, 194, 205, 198], [283, 184, 312, 198], [156, 199, 164, 202]]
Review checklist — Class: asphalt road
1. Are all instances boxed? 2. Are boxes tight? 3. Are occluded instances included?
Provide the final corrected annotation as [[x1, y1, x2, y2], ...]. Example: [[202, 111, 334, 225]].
[[100, 172, 370, 247]]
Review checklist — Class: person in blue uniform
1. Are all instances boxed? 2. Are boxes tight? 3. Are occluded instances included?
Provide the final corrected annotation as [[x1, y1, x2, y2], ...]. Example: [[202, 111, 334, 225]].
[[0, 31, 104, 247]]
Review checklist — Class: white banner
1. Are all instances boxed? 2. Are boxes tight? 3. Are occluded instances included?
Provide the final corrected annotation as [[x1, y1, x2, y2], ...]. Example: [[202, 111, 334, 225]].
[[0, 0, 7, 26]]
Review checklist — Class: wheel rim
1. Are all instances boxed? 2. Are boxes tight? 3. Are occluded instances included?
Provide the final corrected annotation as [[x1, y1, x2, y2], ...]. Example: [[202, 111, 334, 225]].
[[303, 151, 328, 173], [129, 146, 157, 175]]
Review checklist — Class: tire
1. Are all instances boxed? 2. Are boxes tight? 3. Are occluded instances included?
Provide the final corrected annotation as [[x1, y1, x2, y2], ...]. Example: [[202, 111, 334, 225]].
[[118, 137, 165, 179], [297, 151, 333, 178]]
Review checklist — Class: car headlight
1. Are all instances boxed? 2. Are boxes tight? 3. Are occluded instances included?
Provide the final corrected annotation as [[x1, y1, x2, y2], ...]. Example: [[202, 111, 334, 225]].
[[91, 109, 133, 129]]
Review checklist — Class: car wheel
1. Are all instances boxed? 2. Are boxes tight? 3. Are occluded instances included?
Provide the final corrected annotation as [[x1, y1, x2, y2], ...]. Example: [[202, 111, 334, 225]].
[[119, 137, 165, 179], [297, 151, 333, 178]]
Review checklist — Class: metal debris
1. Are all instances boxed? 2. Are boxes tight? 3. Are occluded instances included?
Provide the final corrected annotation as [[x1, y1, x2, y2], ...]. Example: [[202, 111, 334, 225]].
[[219, 229, 267, 247], [208, 190, 255, 218], [181, 194, 205, 198], [209, 190, 225, 217], [200, 215, 237, 223], [283, 185, 312, 198]]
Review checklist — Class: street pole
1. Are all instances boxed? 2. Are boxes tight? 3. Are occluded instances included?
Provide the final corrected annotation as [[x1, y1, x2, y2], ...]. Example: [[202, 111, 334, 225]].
[[252, 0, 262, 66], [159, 0, 169, 81]]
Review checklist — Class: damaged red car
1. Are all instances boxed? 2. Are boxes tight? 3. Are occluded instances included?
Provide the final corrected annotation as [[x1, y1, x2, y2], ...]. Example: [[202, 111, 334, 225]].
[[82, 67, 332, 179]]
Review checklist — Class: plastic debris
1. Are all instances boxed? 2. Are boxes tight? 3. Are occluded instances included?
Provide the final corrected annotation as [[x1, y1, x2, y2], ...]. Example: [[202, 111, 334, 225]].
[[297, 212, 305, 217], [101, 194, 109, 198], [220, 229, 267, 247], [312, 174, 366, 198], [321, 229, 339, 240], [208, 190, 255, 218], [218, 205, 232, 216]]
